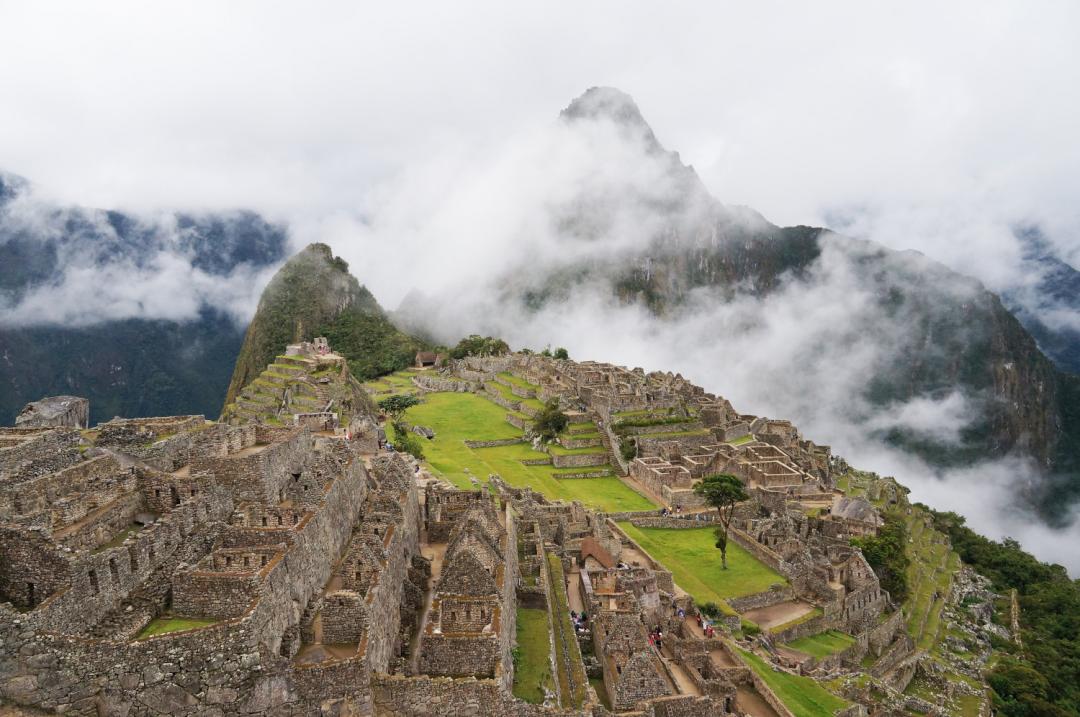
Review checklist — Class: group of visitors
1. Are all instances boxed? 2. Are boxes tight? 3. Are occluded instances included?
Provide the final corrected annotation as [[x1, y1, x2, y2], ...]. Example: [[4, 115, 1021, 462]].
[[659, 505, 684, 517], [570, 610, 589, 634], [648, 624, 665, 651], [695, 612, 717, 638]]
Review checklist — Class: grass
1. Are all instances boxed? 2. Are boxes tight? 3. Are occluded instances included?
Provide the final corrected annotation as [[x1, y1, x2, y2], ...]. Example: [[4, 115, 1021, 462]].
[[786, 630, 857, 658], [737, 648, 849, 717], [136, 616, 216, 639], [547, 554, 587, 708], [513, 608, 554, 704], [726, 434, 755, 446], [616, 523, 785, 602], [498, 372, 539, 390], [398, 392, 654, 513]]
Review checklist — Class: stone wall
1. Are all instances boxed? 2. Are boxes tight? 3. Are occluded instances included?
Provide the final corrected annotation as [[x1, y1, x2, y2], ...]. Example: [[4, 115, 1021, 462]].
[[551, 452, 608, 468], [0, 428, 81, 483], [727, 585, 795, 613], [171, 568, 261, 619], [371, 673, 584, 717], [321, 590, 366, 643]]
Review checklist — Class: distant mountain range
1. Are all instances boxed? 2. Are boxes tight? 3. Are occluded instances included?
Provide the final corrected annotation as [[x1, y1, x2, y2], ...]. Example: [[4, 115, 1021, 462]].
[[2, 87, 1080, 522], [0, 173, 288, 425]]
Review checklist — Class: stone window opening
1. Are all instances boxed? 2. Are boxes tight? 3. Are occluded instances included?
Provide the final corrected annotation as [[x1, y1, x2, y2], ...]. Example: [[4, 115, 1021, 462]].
[[130, 550, 138, 572], [292, 473, 301, 481], [155, 489, 161, 498], [109, 558, 119, 584], [277, 515, 283, 526], [190, 488, 196, 497], [261, 555, 268, 567], [261, 517, 268, 527], [170, 486, 180, 507], [26, 582, 35, 605], [292, 514, 299, 525], [226, 556, 233, 567], [89, 570, 99, 595], [244, 556, 250, 567]]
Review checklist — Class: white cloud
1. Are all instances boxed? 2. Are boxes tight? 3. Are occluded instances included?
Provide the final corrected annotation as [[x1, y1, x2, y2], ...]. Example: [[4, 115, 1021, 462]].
[[1, 1, 1079, 570]]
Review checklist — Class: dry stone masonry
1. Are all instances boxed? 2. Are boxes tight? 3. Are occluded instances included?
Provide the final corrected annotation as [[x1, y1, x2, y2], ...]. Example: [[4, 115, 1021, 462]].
[[0, 346, 983, 715]]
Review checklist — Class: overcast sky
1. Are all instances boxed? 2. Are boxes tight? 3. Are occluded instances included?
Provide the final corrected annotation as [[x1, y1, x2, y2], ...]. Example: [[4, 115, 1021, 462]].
[[3, 2, 1080, 568], [2, 1, 1078, 282]]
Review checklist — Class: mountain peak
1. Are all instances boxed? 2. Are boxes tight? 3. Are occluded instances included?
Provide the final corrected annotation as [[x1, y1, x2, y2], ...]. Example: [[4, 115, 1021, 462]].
[[561, 86, 663, 150]]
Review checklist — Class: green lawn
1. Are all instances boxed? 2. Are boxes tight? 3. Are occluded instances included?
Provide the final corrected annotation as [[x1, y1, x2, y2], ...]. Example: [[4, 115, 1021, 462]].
[[136, 616, 216, 639], [616, 523, 785, 603], [498, 372, 539, 391], [547, 554, 587, 708], [398, 392, 654, 513], [513, 608, 554, 704], [737, 648, 849, 717], [785, 630, 856, 658]]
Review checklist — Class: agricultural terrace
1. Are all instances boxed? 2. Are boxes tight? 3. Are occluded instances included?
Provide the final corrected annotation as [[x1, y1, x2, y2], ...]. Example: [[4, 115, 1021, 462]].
[[737, 648, 849, 717], [361, 368, 423, 397], [616, 523, 785, 604], [395, 392, 655, 513], [785, 630, 856, 658]]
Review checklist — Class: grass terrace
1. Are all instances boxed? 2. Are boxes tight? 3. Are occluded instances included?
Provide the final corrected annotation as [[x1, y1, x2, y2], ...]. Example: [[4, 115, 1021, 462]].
[[785, 630, 857, 658], [616, 523, 785, 604], [736, 648, 849, 717], [487, 380, 546, 411], [726, 434, 755, 446], [136, 616, 217, 639], [396, 392, 654, 512], [362, 369, 423, 397], [547, 553, 587, 709], [512, 607, 554, 703], [497, 372, 539, 391]]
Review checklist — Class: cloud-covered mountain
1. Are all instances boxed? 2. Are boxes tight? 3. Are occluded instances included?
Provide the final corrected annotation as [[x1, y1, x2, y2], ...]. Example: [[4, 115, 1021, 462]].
[[0, 174, 287, 424], [371, 88, 1080, 568]]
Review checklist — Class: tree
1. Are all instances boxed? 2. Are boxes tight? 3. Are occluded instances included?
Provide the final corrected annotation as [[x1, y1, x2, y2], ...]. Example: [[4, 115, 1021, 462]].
[[532, 398, 569, 442], [378, 394, 420, 421], [449, 334, 510, 359], [693, 474, 749, 569], [391, 420, 424, 460], [553, 347, 569, 360], [850, 511, 910, 602]]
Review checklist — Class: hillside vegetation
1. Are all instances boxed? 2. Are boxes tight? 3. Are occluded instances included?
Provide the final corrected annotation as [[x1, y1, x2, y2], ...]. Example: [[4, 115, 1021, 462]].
[[223, 243, 424, 408]]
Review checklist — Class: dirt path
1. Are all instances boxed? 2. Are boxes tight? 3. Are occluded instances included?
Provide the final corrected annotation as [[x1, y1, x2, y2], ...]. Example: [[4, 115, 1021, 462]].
[[662, 655, 701, 696], [567, 569, 585, 614], [735, 685, 781, 717], [741, 600, 816, 630], [406, 539, 447, 673]]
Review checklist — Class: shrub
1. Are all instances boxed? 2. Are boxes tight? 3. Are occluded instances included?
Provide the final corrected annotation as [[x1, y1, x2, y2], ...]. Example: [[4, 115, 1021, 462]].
[[391, 421, 425, 460], [449, 334, 510, 359], [619, 437, 637, 462], [741, 619, 761, 636], [851, 510, 910, 603], [532, 399, 569, 442]]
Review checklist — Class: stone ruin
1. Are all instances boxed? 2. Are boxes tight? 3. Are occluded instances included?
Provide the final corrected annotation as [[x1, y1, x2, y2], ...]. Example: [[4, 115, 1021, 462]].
[[15, 395, 89, 429], [0, 349, 933, 715]]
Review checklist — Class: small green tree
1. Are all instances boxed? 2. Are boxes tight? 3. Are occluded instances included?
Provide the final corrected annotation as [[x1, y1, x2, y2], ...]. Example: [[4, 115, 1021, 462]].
[[378, 394, 420, 421], [619, 437, 637, 462], [553, 347, 569, 360], [693, 474, 749, 569], [449, 335, 510, 359], [532, 399, 569, 442], [391, 420, 425, 460]]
